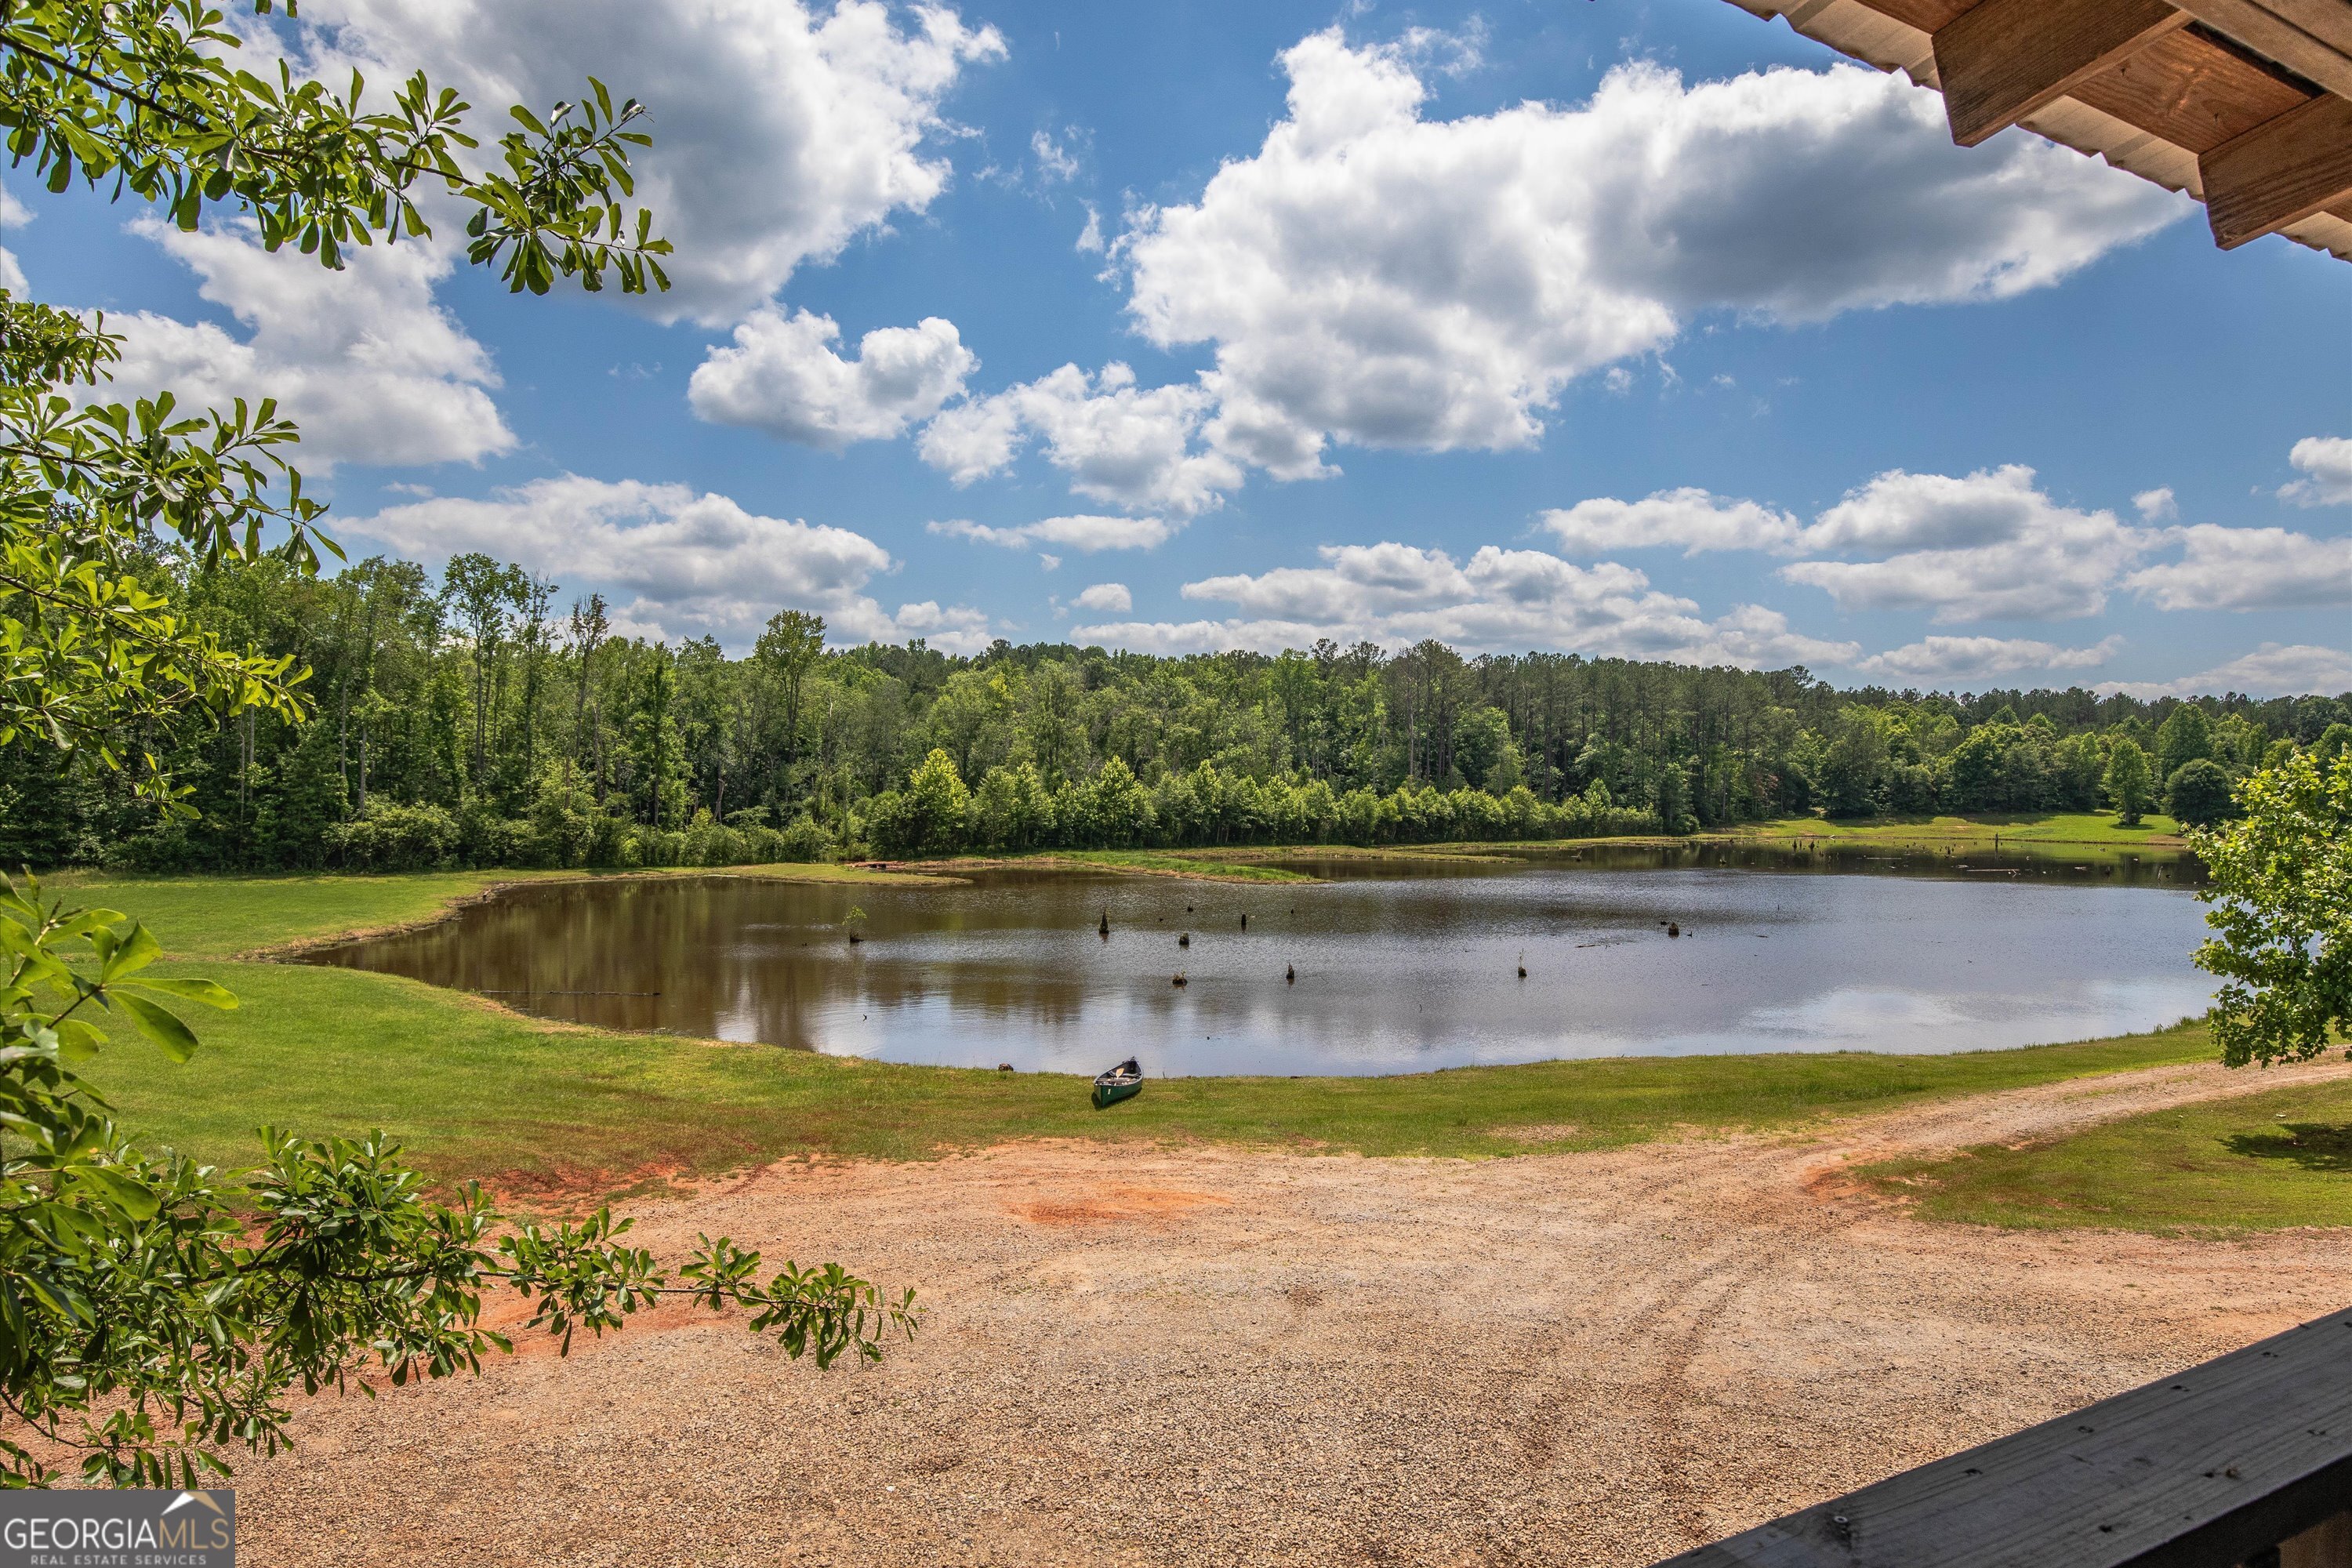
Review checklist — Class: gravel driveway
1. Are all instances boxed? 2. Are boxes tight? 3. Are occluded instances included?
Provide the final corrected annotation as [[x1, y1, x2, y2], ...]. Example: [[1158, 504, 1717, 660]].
[[238, 1059, 2352, 1566]]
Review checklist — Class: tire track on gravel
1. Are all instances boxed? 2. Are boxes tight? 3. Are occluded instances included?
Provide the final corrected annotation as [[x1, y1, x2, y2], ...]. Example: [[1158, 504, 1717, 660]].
[[228, 1058, 2352, 1568]]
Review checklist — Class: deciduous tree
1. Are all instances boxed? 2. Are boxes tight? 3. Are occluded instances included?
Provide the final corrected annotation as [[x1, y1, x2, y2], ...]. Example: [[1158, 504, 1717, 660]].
[[2193, 752, 2351, 1068], [2104, 736, 2154, 826], [0, 2, 903, 1489]]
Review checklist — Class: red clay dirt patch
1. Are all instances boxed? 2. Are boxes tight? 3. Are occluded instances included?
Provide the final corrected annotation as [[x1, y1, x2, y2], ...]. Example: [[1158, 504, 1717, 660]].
[[1007, 1182, 1235, 1225], [473, 1291, 728, 1359]]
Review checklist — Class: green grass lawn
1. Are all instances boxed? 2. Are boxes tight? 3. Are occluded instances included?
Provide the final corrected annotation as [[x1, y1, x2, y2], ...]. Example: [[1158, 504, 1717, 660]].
[[912, 849, 1320, 883], [47, 862, 946, 959], [27, 865, 2236, 1208], [76, 954, 2216, 1196], [1860, 1069, 2352, 1232], [1709, 812, 2186, 853]]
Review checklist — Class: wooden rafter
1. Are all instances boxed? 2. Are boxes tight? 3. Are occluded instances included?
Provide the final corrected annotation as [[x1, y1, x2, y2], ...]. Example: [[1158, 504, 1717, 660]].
[[1722, 0, 2352, 260], [2201, 91, 2352, 243], [2069, 24, 2316, 152], [1934, 0, 2190, 147]]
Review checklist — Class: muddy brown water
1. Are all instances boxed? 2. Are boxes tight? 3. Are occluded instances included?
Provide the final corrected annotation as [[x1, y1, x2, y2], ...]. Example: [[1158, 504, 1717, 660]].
[[299, 844, 2213, 1076]]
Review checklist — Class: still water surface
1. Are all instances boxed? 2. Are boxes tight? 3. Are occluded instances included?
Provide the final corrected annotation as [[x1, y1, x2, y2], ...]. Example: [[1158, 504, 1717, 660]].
[[304, 845, 2216, 1076]]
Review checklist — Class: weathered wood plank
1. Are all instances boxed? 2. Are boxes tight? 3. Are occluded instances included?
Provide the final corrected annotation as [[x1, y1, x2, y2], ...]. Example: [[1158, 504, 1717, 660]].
[[2241, 0, 2352, 56], [1934, 0, 2194, 145], [2071, 24, 2318, 151], [2202, 92, 2352, 245], [1655, 1308, 2352, 1568], [1843, 0, 1974, 32], [2169, 0, 2352, 97]]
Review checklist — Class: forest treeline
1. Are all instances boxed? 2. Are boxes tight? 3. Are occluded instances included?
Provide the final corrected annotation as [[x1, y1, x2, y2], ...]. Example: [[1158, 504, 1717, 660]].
[[3, 550, 2347, 872]]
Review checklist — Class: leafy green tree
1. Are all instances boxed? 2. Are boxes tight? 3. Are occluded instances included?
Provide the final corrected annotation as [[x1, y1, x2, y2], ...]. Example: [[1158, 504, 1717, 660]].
[[441, 554, 526, 790], [2104, 735, 2155, 826], [1020, 659, 1089, 788], [2052, 731, 2106, 811], [2165, 757, 2236, 829], [2193, 752, 2351, 1067], [3, 1, 671, 803], [0, 877, 914, 1486], [1941, 724, 2003, 811], [1819, 710, 1888, 818], [0, 2, 906, 1488], [754, 610, 825, 800], [1450, 706, 1512, 792], [970, 761, 1051, 851], [626, 647, 689, 830], [2156, 702, 2216, 782], [898, 747, 971, 855]]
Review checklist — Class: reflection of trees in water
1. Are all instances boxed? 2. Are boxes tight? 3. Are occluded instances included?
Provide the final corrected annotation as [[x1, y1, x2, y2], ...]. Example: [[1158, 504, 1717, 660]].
[[304, 862, 2212, 1065]]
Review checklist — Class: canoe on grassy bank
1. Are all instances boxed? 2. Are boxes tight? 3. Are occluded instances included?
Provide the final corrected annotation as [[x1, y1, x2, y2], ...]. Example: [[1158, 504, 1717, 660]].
[[1093, 1058, 1144, 1110]]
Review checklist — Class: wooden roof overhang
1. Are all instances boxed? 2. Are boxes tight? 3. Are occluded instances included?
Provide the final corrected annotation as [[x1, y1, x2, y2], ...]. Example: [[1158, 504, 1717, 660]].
[[1722, 0, 2352, 260]]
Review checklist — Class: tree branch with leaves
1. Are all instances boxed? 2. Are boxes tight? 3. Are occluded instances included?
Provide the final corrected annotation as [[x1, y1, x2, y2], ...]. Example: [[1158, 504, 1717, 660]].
[[0, 2, 914, 1490]]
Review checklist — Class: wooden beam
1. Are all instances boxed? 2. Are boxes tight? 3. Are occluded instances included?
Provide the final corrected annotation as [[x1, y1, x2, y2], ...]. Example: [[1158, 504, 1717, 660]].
[[1661, 1308, 2352, 1568], [2201, 90, 2352, 245], [2169, 0, 2352, 99], [1852, 0, 1975, 29], [2071, 24, 2318, 152], [1933, 0, 2193, 146]]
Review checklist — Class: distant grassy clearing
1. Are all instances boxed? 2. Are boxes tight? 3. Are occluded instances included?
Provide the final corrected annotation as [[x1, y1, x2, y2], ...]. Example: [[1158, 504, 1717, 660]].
[[908, 849, 1319, 883], [1860, 1067, 2352, 1232], [1707, 812, 2186, 853], [50, 862, 949, 960]]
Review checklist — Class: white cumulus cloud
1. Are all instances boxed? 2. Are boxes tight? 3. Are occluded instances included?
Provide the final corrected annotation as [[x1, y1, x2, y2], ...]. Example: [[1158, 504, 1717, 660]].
[[2125, 525, 2352, 612], [1780, 466, 2148, 622], [306, 0, 1005, 325], [351, 474, 989, 651], [1, 180, 30, 295], [919, 362, 1242, 515], [2281, 437, 2352, 507], [1854, 635, 2124, 684], [1029, 129, 1080, 182], [1543, 488, 1802, 556], [1076, 540, 1857, 666], [688, 308, 975, 448], [1111, 32, 2181, 479], [96, 220, 510, 470], [927, 514, 1180, 552], [1073, 582, 1132, 613], [2099, 644, 2352, 700]]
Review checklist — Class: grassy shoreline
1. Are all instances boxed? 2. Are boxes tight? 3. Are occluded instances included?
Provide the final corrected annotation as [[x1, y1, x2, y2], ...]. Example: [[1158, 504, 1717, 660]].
[[81, 947, 2220, 1198], [39, 838, 2276, 1229], [46, 862, 957, 960], [1859, 1068, 2352, 1232], [1700, 811, 2188, 852]]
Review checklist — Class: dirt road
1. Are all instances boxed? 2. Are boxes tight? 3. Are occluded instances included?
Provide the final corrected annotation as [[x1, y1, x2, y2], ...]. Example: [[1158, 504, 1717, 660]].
[[243, 1060, 2352, 1566]]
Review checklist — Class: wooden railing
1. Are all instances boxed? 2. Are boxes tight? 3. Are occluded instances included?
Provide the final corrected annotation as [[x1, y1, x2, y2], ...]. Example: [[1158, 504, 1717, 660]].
[[1657, 1308, 2352, 1567]]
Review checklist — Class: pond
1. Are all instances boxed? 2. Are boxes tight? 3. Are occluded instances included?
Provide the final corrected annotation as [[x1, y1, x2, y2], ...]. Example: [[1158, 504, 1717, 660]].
[[300, 844, 2219, 1076]]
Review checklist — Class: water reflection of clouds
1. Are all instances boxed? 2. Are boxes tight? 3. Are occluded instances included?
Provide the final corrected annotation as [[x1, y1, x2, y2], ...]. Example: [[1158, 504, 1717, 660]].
[[307, 860, 2215, 1077]]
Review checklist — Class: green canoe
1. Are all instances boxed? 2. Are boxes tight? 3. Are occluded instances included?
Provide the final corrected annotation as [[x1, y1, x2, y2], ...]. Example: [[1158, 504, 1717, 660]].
[[1091, 1058, 1143, 1109]]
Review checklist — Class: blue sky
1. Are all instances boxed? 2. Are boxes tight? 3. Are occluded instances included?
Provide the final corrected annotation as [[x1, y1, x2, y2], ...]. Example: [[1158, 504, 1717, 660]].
[[3, 0, 2347, 695]]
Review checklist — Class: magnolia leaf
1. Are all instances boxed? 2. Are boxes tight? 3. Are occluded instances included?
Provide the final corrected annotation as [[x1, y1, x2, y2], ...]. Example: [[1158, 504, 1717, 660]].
[[101, 922, 163, 981], [51, 1018, 107, 1062], [114, 993, 198, 1063], [123, 976, 237, 1010], [69, 1164, 162, 1221]]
